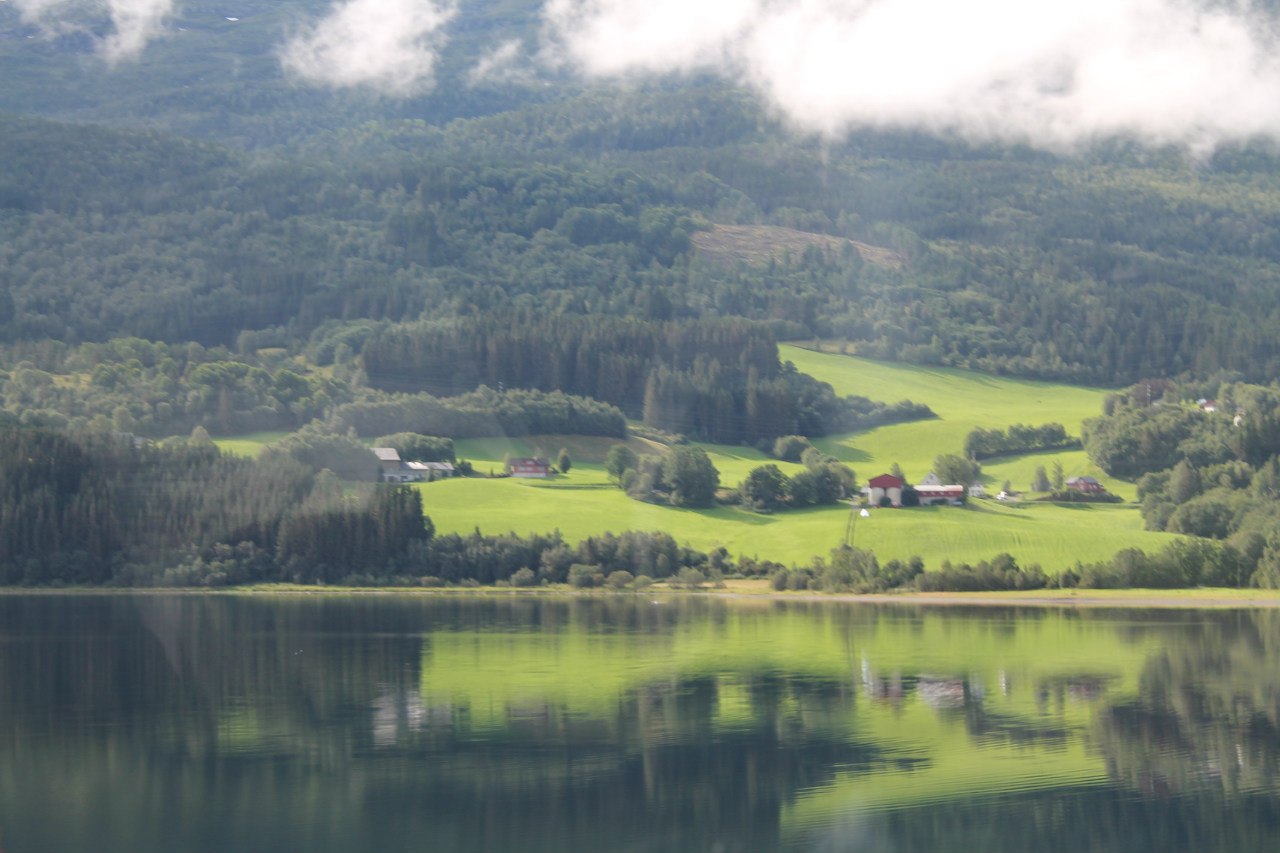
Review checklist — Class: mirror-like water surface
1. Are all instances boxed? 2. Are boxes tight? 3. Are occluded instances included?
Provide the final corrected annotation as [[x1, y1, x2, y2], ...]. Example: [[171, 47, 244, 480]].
[[1, 595, 1279, 852]]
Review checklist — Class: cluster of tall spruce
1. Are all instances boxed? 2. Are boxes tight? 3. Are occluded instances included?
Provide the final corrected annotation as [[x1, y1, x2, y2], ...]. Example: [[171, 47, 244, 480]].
[[0, 421, 428, 585], [0, 421, 722, 587], [360, 315, 930, 444]]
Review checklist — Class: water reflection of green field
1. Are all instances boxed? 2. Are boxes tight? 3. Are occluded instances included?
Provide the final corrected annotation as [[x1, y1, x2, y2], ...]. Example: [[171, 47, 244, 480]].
[[419, 602, 1162, 838]]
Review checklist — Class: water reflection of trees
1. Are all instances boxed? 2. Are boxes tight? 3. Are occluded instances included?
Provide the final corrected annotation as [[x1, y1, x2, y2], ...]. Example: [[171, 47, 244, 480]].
[[1094, 610, 1280, 799], [0, 596, 880, 853], [7, 598, 1280, 852], [798, 611, 1280, 853], [842, 786, 1280, 853]]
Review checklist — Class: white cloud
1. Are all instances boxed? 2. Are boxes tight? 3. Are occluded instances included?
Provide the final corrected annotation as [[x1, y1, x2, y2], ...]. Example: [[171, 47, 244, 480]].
[[542, 0, 759, 74], [101, 0, 173, 61], [541, 0, 1280, 151], [11, 0, 175, 62], [280, 0, 456, 96]]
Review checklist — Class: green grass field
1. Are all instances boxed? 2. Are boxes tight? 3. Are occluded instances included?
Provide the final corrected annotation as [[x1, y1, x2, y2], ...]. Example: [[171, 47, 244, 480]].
[[780, 345, 1118, 493], [419, 472, 1168, 569], [419, 474, 847, 564], [422, 352, 1171, 570], [212, 351, 1179, 571], [848, 499, 1170, 568]]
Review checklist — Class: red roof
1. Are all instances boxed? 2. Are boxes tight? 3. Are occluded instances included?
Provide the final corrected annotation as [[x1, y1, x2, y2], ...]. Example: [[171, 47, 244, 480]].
[[868, 474, 904, 488]]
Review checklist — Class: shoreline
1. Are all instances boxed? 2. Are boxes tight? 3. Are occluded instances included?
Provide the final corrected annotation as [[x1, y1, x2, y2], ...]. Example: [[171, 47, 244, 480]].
[[5, 583, 1280, 608]]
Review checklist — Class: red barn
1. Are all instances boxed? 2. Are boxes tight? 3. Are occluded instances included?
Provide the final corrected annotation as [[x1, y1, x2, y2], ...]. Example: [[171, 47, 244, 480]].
[[865, 473, 905, 507]]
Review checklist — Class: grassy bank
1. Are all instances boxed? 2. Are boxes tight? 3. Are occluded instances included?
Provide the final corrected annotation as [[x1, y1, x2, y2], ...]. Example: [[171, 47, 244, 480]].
[[17, 582, 1280, 608]]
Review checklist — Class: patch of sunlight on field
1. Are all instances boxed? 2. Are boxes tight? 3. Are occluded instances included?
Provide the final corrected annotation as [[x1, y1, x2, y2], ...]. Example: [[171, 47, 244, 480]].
[[781, 346, 1131, 494], [850, 500, 1172, 570], [213, 431, 289, 458], [419, 476, 847, 565], [781, 345, 1109, 429], [420, 476, 1166, 571]]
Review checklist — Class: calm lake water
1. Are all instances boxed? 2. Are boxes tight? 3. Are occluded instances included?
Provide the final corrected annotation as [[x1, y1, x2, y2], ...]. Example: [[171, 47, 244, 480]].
[[2, 595, 1280, 852]]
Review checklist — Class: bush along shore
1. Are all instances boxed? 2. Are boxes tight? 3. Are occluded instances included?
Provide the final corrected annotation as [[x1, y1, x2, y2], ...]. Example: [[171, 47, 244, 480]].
[[108, 536, 1280, 594]]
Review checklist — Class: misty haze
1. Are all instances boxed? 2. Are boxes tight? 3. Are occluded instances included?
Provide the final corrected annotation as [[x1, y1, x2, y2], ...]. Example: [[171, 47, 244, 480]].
[[4, 2, 1280, 852]]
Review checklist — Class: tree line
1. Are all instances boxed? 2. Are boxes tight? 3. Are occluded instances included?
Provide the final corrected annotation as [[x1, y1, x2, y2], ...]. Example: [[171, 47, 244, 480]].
[[329, 385, 627, 440], [360, 315, 930, 443], [963, 423, 1078, 460]]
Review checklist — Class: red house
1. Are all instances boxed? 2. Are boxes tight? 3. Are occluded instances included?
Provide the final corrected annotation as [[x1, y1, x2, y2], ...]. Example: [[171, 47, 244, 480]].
[[1065, 476, 1105, 494], [509, 457, 550, 478]]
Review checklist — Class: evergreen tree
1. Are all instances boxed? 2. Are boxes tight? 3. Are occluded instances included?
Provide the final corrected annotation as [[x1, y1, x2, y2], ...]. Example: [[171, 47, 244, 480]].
[[1169, 460, 1202, 504]]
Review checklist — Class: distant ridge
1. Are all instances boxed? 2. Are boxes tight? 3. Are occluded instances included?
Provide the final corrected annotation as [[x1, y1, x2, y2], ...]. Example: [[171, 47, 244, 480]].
[[692, 224, 904, 269]]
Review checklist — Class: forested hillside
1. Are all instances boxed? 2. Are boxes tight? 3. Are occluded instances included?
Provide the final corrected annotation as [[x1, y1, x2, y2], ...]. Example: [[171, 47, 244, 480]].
[[5, 87, 1280, 385]]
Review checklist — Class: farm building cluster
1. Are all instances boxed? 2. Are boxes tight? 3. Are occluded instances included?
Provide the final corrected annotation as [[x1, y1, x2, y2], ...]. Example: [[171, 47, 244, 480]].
[[862, 471, 1109, 507], [374, 448, 456, 482], [862, 473, 967, 507]]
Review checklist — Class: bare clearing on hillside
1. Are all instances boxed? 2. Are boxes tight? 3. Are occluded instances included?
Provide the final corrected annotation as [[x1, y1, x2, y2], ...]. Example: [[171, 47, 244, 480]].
[[692, 224, 904, 269]]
